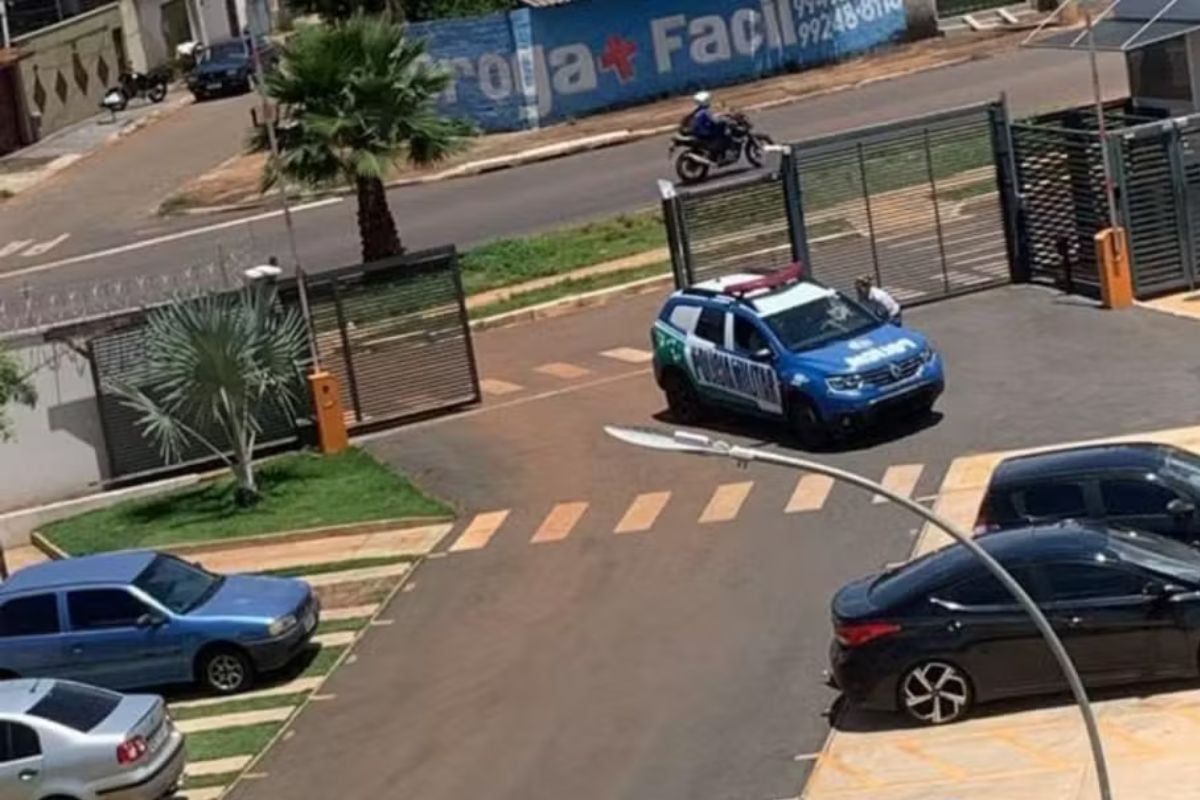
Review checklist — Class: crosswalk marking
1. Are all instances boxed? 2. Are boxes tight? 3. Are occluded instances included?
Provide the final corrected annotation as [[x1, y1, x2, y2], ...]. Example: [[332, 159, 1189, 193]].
[[534, 362, 592, 380], [480, 378, 523, 396], [531, 502, 589, 543], [699, 481, 754, 524], [786, 474, 834, 513], [873, 464, 925, 505], [614, 491, 671, 534], [449, 510, 510, 552], [601, 347, 653, 364]]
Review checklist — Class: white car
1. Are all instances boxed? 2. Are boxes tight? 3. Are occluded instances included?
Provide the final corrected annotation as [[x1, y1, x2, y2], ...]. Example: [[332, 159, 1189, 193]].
[[0, 679, 184, 800]]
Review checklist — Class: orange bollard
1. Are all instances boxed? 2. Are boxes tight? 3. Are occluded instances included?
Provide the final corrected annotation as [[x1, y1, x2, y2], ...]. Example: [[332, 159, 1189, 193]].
[[1095, 227, 1133, 309], [309, 371, 349, 454]]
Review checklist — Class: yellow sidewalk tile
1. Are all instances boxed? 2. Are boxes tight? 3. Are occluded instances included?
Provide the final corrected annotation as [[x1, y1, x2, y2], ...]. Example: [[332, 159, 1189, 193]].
[[873, 464, 925, 505], [699, 482, 753, 524], [614, 491, 671, 534], [600, 347, 653, 364], [534, 362, 592, 380], [480, 378, 523, 396], [786, 474, 834, 513], [449, 510, 510, 553], [531, 502, 589, 543]]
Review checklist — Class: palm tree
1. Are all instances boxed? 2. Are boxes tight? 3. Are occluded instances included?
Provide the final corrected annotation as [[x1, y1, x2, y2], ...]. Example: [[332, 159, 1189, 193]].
[[254, 15, 469, 263], [109, 286, 308, 506], [0, 344, 36, 443]]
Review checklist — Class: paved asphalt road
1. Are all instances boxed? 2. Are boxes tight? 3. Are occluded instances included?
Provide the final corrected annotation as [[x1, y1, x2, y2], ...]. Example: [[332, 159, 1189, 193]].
[[0, 47, 1125, 304], [228, 286, 1200, 800]]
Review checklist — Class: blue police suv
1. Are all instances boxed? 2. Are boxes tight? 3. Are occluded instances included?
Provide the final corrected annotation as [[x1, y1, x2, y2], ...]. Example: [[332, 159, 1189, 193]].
[[651, 265, 945, 445]]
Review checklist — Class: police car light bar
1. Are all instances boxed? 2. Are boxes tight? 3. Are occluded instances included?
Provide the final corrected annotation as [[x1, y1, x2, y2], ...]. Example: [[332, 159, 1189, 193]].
[[725, 262, 806, 297]]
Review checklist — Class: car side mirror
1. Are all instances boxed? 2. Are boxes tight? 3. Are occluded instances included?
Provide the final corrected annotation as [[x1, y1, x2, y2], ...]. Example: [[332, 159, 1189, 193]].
[[137, 612, 166, 628], [1144, 581, 1184, 599], [1168, 498, 1196, 516], [751, 347, 774, 363]]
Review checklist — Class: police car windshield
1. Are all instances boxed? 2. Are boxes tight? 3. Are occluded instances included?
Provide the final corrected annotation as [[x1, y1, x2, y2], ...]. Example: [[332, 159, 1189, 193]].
[[762, 294, 878, 352]]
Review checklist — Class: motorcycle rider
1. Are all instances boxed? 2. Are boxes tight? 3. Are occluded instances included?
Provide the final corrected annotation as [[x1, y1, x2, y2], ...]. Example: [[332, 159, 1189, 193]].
[[686, 91, 732, 158]]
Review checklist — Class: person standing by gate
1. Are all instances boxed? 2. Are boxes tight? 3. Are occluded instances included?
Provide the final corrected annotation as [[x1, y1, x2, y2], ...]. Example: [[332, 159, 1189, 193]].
[[856, 276, 902, 325]]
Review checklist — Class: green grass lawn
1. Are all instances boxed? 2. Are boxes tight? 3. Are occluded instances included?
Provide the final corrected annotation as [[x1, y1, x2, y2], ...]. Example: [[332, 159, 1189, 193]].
[[460, 211, 665, 296], [170, 692, 309, 722], [186, 722, 281, 762], [44, 448, 451, 556], [183, 772, 241, 790]]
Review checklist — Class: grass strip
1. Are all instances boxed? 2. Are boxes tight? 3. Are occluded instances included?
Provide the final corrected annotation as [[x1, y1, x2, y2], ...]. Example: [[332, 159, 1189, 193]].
[[185, 722, 282, 762], [44, 448, 450, 555], [460, 211, 665, 296], [171, 692, 309, 722], [472, 261, 670, 319], [301, 646, 346, 678], [316, 617, 371, 635]]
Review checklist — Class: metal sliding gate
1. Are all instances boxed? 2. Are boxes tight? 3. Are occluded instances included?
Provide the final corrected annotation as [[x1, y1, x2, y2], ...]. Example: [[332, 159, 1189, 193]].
[[664, 99, 1018, 306], [69, 247, 480, 482]]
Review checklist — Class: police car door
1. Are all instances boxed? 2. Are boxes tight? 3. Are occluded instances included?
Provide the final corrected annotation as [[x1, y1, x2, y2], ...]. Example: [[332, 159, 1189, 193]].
[[685, 305, 783, 416]]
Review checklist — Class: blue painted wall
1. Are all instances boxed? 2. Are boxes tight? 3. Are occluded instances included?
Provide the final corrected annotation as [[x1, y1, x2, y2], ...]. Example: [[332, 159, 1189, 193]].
[[414, 0, 911, 131]]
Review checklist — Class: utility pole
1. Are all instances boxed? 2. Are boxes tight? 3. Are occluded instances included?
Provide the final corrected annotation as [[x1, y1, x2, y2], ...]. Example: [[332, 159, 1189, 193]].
[[1, 0, 12, 50], [245, 29, 320, 371], [1086, 8, 1120, 229]]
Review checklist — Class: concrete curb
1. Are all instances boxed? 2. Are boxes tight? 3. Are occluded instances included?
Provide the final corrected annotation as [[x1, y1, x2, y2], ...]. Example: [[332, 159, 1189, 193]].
[[470, 273, 673, 332], [166, 52, 983, 217], [218, 549, 425, 799], [162, 515, 455, 557]]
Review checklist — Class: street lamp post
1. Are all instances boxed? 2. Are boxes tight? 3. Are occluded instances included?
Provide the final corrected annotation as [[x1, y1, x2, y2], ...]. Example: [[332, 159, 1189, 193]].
[[603, 425, 1113, 800]]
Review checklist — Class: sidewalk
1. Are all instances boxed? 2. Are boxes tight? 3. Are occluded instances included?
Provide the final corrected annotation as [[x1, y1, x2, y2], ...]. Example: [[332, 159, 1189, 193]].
[[0, 91, 191, 197], [802, 424, 1200, 800], [162, 29, 1033, 214]]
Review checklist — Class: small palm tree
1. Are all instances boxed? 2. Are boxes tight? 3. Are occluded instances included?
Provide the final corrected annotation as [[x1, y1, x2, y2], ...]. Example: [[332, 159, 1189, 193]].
[[254, 14, 469, 263], [109, 287, 308, 506], [0, 344, 36, 443]]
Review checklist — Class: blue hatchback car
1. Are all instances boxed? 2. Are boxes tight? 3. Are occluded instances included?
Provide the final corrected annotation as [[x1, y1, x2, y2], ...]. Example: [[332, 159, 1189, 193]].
[[0, 551, 319, 695], [651, 266, 945, 444]]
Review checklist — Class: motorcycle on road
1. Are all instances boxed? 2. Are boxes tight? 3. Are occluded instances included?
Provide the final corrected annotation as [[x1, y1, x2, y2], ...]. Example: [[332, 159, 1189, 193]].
[[669, 110, 773, 184]]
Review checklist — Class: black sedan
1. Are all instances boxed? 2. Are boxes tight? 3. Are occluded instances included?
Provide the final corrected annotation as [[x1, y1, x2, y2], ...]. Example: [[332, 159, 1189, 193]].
[[187, 37, 275, 100], [830, 522, 1200, 725], [976, 442, 1200, 545]]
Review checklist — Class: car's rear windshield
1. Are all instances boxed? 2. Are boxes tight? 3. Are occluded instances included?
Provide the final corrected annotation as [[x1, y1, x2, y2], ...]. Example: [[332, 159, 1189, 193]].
[[28, 683, 121, 732], [868, 547, 968, 608], [200, 41, 249, 62]]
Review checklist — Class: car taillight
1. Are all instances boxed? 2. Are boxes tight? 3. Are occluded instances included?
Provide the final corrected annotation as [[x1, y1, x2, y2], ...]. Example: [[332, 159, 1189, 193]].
[[116, 735, 148, 765], [835, 621, 901, 647]]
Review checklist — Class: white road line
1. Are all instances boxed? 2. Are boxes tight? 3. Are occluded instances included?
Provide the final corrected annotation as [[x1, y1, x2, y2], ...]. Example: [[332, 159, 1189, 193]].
[[0, 240, 33, 259], [21, 233, 70, 257], [0, 198, 343, 281]]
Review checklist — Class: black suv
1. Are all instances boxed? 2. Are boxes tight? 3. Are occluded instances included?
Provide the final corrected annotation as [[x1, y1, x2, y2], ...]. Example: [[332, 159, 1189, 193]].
[[976, 442, 1200, 545]]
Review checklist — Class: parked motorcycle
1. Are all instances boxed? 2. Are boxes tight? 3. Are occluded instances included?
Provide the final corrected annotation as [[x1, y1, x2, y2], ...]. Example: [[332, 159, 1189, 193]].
[[670, 109, 773, 184], [105, 67, 170, 112]]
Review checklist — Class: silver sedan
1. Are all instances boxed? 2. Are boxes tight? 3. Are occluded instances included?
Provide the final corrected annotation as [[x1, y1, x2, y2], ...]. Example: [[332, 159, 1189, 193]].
[[0, 678, 185, 799]]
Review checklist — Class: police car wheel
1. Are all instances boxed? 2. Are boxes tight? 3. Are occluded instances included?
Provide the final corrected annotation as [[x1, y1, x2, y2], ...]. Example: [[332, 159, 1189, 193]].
[[664, 371, 703, 423], [787, 397, 828, 449]]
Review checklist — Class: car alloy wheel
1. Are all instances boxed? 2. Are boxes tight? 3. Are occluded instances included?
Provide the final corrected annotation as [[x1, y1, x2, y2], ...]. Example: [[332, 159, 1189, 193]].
[[900, 661, 972, 725], [206, 652, 249, 693]]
